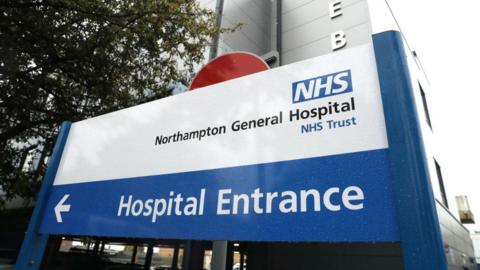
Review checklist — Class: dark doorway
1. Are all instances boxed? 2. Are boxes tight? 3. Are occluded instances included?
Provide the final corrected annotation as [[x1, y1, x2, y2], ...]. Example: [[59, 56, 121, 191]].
[[227, 241, 403, 270]]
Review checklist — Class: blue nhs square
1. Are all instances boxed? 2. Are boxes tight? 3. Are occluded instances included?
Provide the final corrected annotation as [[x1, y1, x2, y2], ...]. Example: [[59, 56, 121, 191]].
[[292, 70, 353, 103]]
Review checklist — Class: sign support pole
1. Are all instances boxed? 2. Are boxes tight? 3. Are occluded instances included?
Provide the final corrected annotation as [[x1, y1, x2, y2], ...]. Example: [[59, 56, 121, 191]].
[[16, 121, 72, 270], [372, 31, 448, 269]]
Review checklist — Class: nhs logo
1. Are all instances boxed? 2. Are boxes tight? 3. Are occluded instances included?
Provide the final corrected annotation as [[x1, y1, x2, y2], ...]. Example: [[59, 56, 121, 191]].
[[292, 70, 352, 103]]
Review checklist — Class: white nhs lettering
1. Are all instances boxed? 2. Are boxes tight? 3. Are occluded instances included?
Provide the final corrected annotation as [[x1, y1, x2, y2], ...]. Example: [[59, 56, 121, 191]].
[[292, 70, 352, 103]]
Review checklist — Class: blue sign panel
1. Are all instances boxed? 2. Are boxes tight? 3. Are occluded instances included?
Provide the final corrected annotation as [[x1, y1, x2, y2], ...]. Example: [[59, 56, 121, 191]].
[[39, 149, 398, 241]]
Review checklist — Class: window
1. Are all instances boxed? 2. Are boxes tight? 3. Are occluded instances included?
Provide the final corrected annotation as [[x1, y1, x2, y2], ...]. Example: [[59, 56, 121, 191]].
[[419, 82, 432, 129], [434, 159, 448, 208], [51, 237, 189, 269]]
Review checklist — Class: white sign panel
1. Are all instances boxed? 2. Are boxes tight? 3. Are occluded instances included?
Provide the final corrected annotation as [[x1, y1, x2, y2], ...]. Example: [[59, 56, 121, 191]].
[[54, 43, 387, 185]]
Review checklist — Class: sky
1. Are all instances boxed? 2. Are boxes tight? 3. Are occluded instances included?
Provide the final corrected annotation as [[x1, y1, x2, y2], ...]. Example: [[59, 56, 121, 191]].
[[386, 0, 480, 230]]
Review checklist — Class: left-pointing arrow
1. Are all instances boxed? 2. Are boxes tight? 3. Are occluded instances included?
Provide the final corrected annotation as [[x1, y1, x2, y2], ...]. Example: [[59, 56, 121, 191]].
[[54, 194, 71, 223]]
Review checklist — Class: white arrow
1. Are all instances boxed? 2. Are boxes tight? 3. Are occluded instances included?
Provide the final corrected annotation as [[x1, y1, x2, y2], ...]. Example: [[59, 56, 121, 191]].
[[54, 194, 71, 223]]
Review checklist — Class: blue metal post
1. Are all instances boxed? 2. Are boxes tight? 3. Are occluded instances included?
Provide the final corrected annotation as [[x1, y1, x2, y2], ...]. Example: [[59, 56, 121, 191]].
[[15, 121, 72, 270], [372, 31, 448, 269]]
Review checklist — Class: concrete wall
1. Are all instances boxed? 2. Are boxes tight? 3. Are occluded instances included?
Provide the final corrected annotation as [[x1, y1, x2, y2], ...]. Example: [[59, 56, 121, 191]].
[[215, 0, 373, 65], [281, 0, 372, 64], [218, 0, 273, 57]]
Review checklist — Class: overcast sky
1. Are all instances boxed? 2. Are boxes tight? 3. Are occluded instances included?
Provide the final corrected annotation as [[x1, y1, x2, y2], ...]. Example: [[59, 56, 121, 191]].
[[386, 0, 480, 230]]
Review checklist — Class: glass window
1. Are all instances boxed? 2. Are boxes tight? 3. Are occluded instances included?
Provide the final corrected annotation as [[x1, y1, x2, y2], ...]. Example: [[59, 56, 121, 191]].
[[419, 82, 432, 129], [435, 159, 449, 208]]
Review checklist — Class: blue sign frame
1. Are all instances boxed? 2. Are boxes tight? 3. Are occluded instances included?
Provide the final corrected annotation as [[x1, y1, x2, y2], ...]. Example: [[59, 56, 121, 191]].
[[16, 31, 448, 269], [16, 122, 71, 270], [373, 30, 448, 269]]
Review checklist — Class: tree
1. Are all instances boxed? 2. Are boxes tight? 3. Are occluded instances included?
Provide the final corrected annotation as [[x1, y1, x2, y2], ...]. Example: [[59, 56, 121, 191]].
[[0, 0, 220, 205]]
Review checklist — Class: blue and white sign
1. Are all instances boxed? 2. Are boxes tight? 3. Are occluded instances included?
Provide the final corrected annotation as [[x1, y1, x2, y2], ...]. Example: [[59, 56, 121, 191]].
[[39, 43, 399, 242]]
